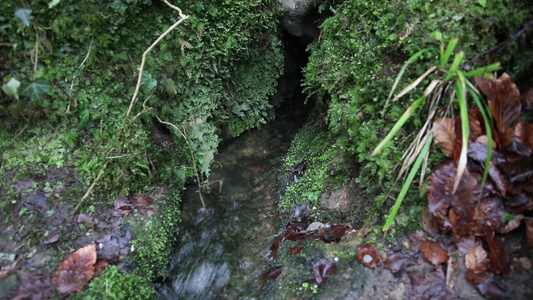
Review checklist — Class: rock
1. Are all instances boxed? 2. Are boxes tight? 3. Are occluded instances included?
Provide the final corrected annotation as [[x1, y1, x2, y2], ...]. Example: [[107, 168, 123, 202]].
[[278, 0, 319, 38], [319, 180, 358, 215]]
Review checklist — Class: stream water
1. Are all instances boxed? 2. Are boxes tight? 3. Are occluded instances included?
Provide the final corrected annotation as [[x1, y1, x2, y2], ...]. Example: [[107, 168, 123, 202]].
[[158, 106, 307, 299]]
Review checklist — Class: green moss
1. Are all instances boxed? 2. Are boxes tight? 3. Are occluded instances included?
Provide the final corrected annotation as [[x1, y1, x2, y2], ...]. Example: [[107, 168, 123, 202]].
[[279, 120, 350, 213], [76, 265, 155, 300]]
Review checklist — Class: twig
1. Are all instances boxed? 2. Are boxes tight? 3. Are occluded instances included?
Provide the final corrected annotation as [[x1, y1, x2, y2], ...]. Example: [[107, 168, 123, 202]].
[[31, 26, 39, 81], [72, 160, 109, 216], [155, 115, 206, 208], [66, 37, 93, 114], [126, 1, 189, 116]]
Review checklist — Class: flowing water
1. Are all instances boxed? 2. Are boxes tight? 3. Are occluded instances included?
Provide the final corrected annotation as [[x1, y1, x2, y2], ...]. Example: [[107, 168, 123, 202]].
[[158, 108, 307, 299]]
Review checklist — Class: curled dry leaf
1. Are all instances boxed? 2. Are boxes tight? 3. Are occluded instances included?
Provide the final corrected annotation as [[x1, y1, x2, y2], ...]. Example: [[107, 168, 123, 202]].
[[477, 279, 511, 300], [465, 245, 489, 274], [357, 244, 380, 269], [421, 240, 449, 265], [131, 194, 153, 209], [433, 116, 455, 157], [484, 230, 510, 275], [288, 242, 303, 255], [313, 258, 337, 286], [54, 244, 97, 294], [260, 266, 283, 282], [113, 197, 134, 217], [445, 256, 458, 291], [497, 214, 523, 234], [43, 233, 60, 245]]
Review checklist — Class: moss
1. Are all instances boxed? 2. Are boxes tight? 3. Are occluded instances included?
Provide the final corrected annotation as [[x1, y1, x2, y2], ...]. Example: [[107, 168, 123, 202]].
[[279, 118, 350, 213]]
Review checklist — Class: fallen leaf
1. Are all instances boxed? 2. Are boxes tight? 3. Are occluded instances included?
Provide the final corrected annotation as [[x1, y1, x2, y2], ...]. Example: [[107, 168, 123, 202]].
[[421, 240, 449, 265], [526, 220, 533, 248], [409, 230, 426, 253], [468, 109, 484, 142], [497, 214, 523, 234], [465, 269, 487, 285], [455, 237, 479, 255], [477, 279, 511, 300], [313, 258, 337, 286], [476, 73, 521, 133], [44, 233, 60, 245], [130, 194, 153, 209], [484, 230, 510, 275], [54, 244, 97, 294], [383, 250, 415, 273], [465, 245, 489, 274], [488, 163, 517, 197], [288, 242, 303, 255], [433, 116, 455, 157], [357, 244, 380, 269], [267, 235, 284, 259], [93, 260, 109, 277], [445, 256, 458, 291], [319, 225, 349, 243], [521, 88, 533, 110], [422, 209, 440, 234], [76, 213, 95, 224], [293, 204, 310, 217], [113, 197, 134, 217], [260, 266, 283, 282]]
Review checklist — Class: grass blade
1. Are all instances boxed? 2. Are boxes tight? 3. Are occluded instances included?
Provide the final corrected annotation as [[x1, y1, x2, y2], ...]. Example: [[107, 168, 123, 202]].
[[440, 37, 458, 68], [469, 88, 493, 196], [382, 48, 431, 116], [383, 133, 433, 232], [453, 73, 469, 193], [393, 66, 437, 101], [445, 51, 465, 81], [464, 62, 500, 77], [372, 95, 425, 156]]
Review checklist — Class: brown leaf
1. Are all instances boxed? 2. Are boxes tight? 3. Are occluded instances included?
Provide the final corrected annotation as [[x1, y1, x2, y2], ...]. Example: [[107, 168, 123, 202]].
[[76, 213, 95, 224], [445, 256, 458, 291], [421, 209, 440, 235], [312, 258, 337, 286], [93, 260, 109, 277], [526, 219, 533, 248], [357, 244, 380, 269], [260, 266, 283, 282], [521, 88, 533, 111], [497, 214, 523, 234], [113, 197, 134, 217], [465, 244, 489, 274], [319, 224, 349, 243], [465, 269, 487, 285], [44, 233, 60, 245], [477, 279, 511, 300], [267, 235, 284, 259], [421, 240, 449, 265], [477, 73, 522, 132], [484, 230, 510, 275], [54, 244, 97, 294], [383, 250, 415, 273], [455, 237, 479, 255], [433, 116, 455, 157], [288, 242, 303, 255], [488, 163, 517, 197], [131, 194, 153, 209], [468, 109, 484, 142]]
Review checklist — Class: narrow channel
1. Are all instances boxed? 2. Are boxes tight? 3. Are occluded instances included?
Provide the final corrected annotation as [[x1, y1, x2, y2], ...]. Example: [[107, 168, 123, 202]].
[[158, 33, 311, 299]]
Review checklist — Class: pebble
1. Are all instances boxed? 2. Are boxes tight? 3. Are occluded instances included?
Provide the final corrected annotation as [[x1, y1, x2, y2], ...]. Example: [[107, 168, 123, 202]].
[[518, 257, 531, 270]]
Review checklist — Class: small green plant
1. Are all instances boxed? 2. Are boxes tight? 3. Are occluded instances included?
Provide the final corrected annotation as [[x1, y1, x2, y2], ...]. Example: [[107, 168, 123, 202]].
[[300, 282, 319, 295], [373, 34, 499, 231]]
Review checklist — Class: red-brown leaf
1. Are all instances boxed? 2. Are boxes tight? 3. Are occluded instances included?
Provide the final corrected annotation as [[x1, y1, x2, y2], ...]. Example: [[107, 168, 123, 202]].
[[477, 279, 511, 300], [433, 116, 455, 157], [421, 240, 449, 265], [93, 260, 109, 277], [468, 109, 484, 142], [477, 73, 521, 133], [288, 242, 303, 255], [383, 250, 415, 273], [465, 244, 489, 274], [484, 230, 510, 275], [260, 266, 284, 282], [267, 235, 284, 259], [44, 233, 60, 245], [422, 209, 440, 234], [521, 88, 533, 111], [113, 197, 134, 217], [497, 214, 523, 234], [131, 194, 153, 209], [526, 219, 533, 248], [319, 224, 349, 243], [357, 244, 380, 269], [54, 244, 97, 294], [313, 258, 337, 286]]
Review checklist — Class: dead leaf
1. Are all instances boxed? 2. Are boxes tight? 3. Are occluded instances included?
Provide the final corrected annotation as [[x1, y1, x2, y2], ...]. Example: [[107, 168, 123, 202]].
[[313, 258, 337, 286], [477, 279, 511, 300], [484, 230, 510, 275], [488, 163, 517, 197], [293, 204, 310, 217], [131, 194, 153, 209], [468, 109, 484, 142], [422, 240, 449, 265], [422, 209, 440, 234], [521, 88, 533, 110], [260, 266, 283, 282], [357, 244, 380, 269], [44, 233, 60, 245], [94, 260, 109, 277], [288, 242, 303, 255], [76, 213, 95, 224], [54, 244, 97, 294], [465, 244, 489, 274], [445, 256, 458, 291], [455, 237, 479, 255], [433, 116, 455, 157], [476, 73, 521, 133], [319, 225, 349, 243], [113, 197, 134, 217], [526, 220, 533, 248], [383, 250, 415, 273], [497, 214, 523, 234]]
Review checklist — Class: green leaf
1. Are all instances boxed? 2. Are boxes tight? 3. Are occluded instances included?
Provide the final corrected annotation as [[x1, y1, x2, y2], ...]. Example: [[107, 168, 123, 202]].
[[201, 150, 214, 174], [383, 134, 433, 232], [502, 212, 515, 221], [464, 62, 500, 77], [141, 71, 157, 90], [476, 0, 487, 8], [440, 38, 458, 68], [15, 8, 32, 27], [20, 79, 51, 102], [2, 77, 21, 100], [48, 0, 61, 9], [388, 34, 397, 41], [430, 31, 442, 41], [445, 51, 464, 81], [453, 74, 469, 193], [161, 78, 177, 95]]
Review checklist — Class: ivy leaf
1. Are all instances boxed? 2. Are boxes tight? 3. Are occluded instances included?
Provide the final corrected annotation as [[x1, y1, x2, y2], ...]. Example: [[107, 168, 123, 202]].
[[15, 8, 32, 27], [48, 0, 61, 9], [20, 79, 51, 103], [2, 77, 21, 100], [141, 71, 157, 90]]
